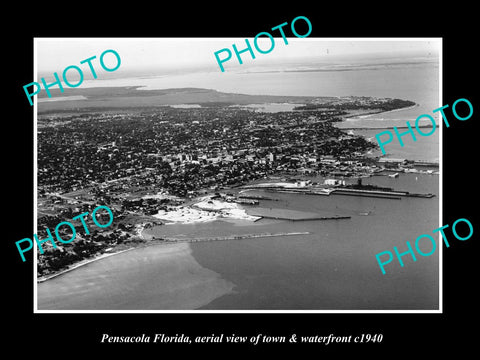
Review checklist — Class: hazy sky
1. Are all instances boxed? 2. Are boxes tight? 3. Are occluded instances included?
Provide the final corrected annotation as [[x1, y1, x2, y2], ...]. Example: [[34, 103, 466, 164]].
[[36, 38, 441, 75]]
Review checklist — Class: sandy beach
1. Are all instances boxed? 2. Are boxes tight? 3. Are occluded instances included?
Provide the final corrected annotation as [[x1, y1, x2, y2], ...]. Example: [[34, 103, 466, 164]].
[[37, 247, 136, 283], [37, 242, 235, 310]]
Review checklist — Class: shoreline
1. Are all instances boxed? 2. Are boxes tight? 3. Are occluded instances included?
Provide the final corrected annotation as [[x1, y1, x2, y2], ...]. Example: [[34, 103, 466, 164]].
[[37, 229, 311, 284], [37, 247, 137, 283], [37, 241, 236, 310], [36, 98, 429, 284], [36, 197, 306, 283], [342, 103, 419, 121], [37, 239, 193, 284]]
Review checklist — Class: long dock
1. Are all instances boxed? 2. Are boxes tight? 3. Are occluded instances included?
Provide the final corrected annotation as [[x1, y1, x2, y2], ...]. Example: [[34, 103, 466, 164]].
[[331, 188, 434, 199], [242, 184, 433, 199], [258, 215, 351, 221], [331, 190, 401, 200], [159, 231, 312, 243]]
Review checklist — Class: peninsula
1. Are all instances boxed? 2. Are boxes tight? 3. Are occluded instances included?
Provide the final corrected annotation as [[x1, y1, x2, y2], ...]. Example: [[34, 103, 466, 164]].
[[36, 86, 421, 280]]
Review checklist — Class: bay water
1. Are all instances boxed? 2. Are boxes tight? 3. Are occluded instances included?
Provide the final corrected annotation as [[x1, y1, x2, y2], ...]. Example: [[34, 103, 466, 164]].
[[37, 60, 440, 310]]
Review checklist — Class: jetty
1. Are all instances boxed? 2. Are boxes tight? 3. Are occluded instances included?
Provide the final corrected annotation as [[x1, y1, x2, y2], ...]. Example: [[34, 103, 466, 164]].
[[158, 231, 312, 243], [257, 214, 350, 221]]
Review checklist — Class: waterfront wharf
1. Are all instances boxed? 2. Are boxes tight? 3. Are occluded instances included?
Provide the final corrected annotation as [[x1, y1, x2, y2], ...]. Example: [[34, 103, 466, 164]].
[[238, 183, 434, 200], [331, 190, 401, 200], [331, 188, 434, 199]]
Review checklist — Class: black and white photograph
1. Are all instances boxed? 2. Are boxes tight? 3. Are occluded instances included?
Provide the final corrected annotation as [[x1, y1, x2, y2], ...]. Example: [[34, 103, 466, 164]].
[[6, 6, 478, 356], [33, 37, 441, 311]]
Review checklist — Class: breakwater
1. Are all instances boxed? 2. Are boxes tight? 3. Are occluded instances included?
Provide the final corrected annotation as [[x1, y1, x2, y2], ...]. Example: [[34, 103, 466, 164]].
[[258, 215, 351, 221], [156, 231, 311, 243]]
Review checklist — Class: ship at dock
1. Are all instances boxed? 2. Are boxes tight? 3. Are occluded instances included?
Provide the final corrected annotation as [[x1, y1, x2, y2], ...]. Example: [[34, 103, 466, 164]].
[[241, 177, 434, 199]]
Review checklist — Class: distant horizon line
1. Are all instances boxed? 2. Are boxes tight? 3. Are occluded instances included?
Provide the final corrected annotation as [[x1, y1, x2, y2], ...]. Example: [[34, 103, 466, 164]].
[[36, 44, 439, 73], [36, 53, 439, 81]]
